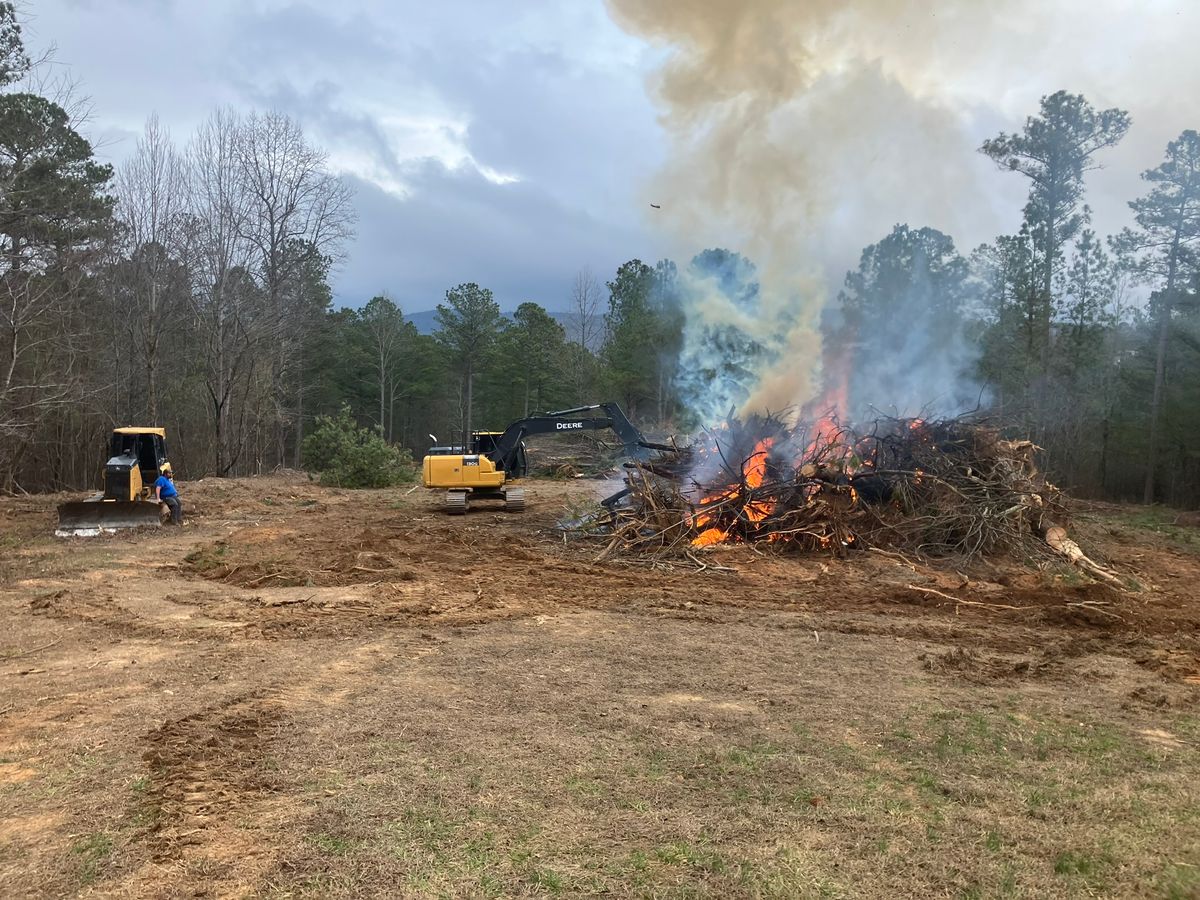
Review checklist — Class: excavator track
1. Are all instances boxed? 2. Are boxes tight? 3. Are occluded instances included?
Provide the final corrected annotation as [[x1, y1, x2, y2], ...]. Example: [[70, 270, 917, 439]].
[[503, 487, 525, 512], [445, 490, 469, 514]]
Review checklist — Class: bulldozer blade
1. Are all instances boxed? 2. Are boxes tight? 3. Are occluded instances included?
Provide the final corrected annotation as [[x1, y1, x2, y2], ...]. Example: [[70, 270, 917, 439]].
[[55, 500, 164, 537]]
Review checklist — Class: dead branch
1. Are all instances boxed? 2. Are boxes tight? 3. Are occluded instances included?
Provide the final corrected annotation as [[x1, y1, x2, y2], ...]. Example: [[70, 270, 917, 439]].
[[907, 585, 1025, 612], [585, 411, 1121, 594], [1, 637, 62, 660]]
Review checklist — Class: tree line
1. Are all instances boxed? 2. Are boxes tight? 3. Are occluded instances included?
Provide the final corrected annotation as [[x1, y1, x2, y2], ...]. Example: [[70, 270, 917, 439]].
[[829, 92, 1200, 507], [2, 5, 1197, 507]]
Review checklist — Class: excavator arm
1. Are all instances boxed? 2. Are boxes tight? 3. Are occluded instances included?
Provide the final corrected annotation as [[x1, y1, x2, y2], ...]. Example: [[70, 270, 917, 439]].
[[487, 402, 671, 476]]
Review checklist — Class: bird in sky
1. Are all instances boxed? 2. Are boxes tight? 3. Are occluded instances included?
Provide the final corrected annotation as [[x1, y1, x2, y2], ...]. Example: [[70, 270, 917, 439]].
[[649, 203, 661, 209]]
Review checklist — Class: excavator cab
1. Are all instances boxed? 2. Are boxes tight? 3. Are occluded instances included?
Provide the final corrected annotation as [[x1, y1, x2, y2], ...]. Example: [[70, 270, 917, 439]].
[[471, 431, 527, 477], [56, 428, 171, 535]]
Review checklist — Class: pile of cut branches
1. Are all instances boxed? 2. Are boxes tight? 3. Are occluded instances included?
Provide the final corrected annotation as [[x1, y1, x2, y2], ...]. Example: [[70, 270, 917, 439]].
[[597, 413, 1120, 582]]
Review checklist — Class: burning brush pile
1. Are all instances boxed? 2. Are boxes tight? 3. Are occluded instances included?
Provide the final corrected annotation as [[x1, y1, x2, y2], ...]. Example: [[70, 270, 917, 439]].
[[600, 414, 1120, 582]]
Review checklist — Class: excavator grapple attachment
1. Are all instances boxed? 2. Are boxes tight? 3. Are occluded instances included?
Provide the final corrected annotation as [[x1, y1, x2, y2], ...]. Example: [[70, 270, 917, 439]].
[[55, 499, 164, 536]]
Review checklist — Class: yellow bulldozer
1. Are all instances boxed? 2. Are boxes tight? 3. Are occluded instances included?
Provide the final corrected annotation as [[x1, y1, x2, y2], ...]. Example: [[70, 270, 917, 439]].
[[56, 427, 172, 536]]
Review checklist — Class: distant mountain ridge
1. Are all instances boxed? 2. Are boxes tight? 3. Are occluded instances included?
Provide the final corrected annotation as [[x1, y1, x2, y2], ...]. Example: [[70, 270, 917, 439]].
[[404, 308, 605, 352]]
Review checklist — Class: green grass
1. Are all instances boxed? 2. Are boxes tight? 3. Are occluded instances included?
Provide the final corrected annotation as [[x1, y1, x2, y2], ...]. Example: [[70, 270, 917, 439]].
[[1157, 862, 1200, 899], [312, 832, 356, 855], [261, 700, 1199, 898], [1104, 506, 1199, 549], [1053, 848, 1114, 890], [565, 775, 606, 797], [654, 841, 728, 873], [69, 832, 113, 885], [526, 866, 565, 893]]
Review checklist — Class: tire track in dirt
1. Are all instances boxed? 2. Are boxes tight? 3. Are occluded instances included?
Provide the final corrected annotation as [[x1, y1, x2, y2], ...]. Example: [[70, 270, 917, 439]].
[[27, 587, 170, 638], [122, 641, 397, 895], [141, 692, 286, 861]]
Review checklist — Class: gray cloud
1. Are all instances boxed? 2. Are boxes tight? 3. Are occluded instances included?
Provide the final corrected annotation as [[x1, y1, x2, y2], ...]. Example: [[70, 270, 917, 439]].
[[29, 0, 664, 310], [27, 0, 1200, 325], [339, 164, 651, 311]]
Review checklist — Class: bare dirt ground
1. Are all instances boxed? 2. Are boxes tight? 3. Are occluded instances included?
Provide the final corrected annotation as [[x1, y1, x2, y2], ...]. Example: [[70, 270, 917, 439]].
[[0, 473, 1197, 898]]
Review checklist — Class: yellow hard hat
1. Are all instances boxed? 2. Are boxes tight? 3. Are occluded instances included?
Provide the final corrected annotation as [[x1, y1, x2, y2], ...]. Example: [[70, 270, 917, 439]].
[[160, 462, 173, 474]]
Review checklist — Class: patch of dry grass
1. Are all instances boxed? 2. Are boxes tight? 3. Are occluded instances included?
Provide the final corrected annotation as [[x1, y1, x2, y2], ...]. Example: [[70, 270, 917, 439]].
[[257, 623, 1200, 899]]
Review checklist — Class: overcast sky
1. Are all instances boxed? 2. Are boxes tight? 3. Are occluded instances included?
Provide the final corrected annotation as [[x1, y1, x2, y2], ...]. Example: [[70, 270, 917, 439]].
[[26, 1, 1200, 313], [29, 0, 667, 312]]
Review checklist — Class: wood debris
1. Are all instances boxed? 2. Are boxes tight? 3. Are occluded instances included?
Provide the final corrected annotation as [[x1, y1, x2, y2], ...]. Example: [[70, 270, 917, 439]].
[[592, 412, 1121, 584]]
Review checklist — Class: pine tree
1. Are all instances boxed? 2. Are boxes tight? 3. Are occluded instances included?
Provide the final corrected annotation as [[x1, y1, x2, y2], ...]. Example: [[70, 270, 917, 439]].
[[435, 282, 503, 444], [1114, 130, 1200, 502]]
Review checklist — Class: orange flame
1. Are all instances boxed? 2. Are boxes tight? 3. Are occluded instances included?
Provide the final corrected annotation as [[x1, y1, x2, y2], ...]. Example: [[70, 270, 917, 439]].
[[745, 438, 772, 489], [690, 437, 777, 545], [692, 527, 728, 547]]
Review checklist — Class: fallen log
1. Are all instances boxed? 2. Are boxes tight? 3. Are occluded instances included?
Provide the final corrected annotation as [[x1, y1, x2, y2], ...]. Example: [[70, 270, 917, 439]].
[[1041, 525, 1124, 587]]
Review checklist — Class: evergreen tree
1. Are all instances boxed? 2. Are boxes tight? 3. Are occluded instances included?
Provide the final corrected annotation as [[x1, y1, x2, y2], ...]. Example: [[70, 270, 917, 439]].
[[1058, 228, 1116, 379], [832, 224, 973, 417], [1113, 130, 1200, 501], [435, 282, 503, 443], [507, 301, 568, 417], [602, 260, 661, 421], [981, 92, 1129, 381], [0, 42, 114, 484], [0, 3, 28, 86]]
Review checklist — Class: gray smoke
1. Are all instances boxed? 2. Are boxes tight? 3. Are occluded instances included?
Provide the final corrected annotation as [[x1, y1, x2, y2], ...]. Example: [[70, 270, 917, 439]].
[[605, 0, 1200, 424]]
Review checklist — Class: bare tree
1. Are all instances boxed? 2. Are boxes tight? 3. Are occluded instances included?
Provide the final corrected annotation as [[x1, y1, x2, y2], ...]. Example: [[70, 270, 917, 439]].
[[569, 267, 601, 350], [184, 108, 259, 476], [360, 294, 404, 439], [235, 111, 354, 467], [115, 114, 188, 421], [568, 266, 601, 402]]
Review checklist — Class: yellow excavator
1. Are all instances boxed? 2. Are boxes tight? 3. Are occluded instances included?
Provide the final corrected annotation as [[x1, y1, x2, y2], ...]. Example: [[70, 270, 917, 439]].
[[56, 427, 172, 536], [422, 402, 669, 514]]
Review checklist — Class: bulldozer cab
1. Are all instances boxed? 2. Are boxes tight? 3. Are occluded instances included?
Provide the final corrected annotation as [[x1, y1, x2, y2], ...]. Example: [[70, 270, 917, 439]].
[[109, 428, 168, 488]]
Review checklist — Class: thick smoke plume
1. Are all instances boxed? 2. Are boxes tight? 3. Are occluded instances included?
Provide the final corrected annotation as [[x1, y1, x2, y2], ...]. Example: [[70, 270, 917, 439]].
[[605, 0, 1200, 424], [606, 0, 985, 422]]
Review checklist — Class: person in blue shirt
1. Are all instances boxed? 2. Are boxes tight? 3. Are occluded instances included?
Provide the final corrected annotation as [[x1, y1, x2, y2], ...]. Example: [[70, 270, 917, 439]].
[[154, 463, 182, 525]]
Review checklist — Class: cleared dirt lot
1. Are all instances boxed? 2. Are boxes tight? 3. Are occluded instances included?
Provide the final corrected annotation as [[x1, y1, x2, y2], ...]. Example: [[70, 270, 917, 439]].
[[1, 474, 1198, 898]]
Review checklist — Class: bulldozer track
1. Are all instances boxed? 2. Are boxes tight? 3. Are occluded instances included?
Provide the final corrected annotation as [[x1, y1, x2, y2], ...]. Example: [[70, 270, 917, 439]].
[[142, 693, 285, 860]]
